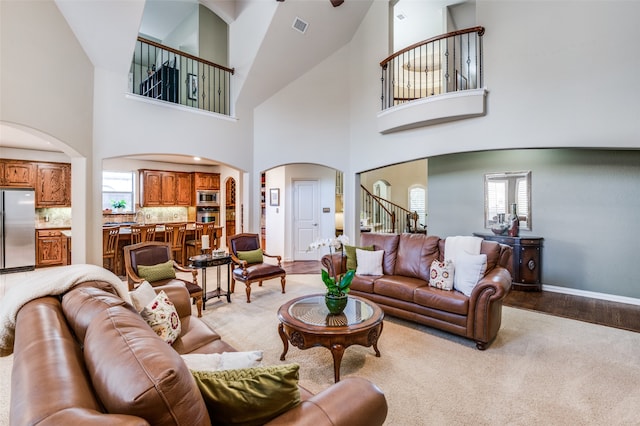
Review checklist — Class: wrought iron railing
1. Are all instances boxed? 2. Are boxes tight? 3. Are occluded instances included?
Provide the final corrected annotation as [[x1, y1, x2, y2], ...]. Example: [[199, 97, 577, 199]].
[[130, 37, 234, 116], [361, 185, 427, 234], [380, 26, 485, 110]]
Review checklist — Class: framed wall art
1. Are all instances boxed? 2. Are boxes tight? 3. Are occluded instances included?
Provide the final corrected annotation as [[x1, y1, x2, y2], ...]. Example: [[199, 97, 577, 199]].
[[269, 188, 280, 206], [187, 73, 198, 100]]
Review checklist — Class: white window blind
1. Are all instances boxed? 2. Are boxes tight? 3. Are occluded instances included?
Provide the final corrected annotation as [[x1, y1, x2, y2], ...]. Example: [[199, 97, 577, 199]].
[[408, 186, 426, 225], [516, 178, 528, 220], [486, 180, 507, 223]]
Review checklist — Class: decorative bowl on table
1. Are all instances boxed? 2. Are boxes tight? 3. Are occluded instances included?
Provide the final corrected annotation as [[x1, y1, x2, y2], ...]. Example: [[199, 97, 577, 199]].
[[490, 222, 509, 235]]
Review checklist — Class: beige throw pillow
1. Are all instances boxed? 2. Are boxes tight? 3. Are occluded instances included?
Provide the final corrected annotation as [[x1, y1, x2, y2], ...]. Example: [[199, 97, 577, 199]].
[[355, 248, 384, 276]]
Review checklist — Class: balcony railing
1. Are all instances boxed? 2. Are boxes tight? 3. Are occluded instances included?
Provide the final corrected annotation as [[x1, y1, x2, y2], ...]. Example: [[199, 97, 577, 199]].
[[380, 26, 485, 110], [130, 37, 234, 116]]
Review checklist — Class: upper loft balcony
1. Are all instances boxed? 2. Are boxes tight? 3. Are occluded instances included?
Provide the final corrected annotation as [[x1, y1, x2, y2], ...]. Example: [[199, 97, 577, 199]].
[[377, 26, 487, 134], [129, 37, 234, 117]]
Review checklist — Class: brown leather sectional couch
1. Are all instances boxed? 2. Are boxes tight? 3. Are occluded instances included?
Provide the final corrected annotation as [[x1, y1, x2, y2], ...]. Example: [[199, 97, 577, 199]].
[[10, 280, 387, 425], [322, 233, 513, 350]]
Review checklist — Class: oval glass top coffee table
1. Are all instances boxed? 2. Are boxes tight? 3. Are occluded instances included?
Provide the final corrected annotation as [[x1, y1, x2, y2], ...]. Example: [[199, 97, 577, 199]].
[[277, 294, 384, 382]]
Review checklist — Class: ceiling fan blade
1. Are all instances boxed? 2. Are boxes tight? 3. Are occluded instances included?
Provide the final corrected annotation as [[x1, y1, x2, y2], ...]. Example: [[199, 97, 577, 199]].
[[330, 0, 344, 7]]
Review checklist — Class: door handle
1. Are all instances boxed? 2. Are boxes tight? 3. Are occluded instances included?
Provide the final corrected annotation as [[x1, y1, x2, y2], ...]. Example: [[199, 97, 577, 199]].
[[313, 223, 318, 226]]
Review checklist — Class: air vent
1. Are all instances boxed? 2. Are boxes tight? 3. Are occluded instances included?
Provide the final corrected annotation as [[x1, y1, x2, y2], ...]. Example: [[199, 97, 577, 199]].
[[292, 17, 309, 34]]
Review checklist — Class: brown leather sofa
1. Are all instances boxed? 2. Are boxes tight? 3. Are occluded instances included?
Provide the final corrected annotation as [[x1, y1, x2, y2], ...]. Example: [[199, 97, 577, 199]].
[[322, 233, 512, 350], [10, 280, 387, 425]]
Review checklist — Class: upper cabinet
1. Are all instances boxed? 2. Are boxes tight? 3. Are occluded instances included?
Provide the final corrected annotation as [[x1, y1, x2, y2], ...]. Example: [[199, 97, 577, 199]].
[[194, 172, 220, 190], [175, 172, 192, 206], [140, 169, 193, 207], [36, 162, 71, 207], [1, 160, 36, 187], [1, 159, 70, 207]]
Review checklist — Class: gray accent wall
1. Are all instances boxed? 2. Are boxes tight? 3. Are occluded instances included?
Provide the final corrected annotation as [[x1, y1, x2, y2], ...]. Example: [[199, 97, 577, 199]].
[[428, 149, 640, 299]]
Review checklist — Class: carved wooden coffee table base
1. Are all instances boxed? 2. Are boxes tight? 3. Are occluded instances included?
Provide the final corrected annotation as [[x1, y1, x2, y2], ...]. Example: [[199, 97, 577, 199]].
[[277, 294, 384, 382]]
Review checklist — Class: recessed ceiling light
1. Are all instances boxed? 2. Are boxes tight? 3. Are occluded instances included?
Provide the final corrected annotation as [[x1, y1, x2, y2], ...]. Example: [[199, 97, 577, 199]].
[[194, 157, 201, 161]]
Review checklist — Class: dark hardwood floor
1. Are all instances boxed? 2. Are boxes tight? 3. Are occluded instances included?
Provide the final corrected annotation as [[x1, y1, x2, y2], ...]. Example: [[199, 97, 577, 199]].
[[283, 261, 640, 334]]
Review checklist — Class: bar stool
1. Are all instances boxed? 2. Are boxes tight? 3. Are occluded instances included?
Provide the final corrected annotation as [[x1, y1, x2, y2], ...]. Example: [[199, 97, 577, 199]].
[[131, 224, 156, 244], [164, 223, 187, 265], [185, 222, 204, 259], [102, 226, 121, 273]]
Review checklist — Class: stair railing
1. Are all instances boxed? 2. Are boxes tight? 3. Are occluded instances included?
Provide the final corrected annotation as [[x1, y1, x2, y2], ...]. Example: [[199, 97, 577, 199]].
[[130, 37, 234, 116], [361, 185, 425, 234], [380, 26, 485, 110]]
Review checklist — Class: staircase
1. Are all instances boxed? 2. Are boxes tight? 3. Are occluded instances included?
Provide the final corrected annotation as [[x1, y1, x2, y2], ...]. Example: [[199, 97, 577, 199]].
[[360, 185, 422, 234]]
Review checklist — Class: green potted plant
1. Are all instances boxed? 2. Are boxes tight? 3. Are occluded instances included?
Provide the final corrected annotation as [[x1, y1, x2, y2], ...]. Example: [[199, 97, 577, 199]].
[[322, 268, 355, 314], [111, 199, 126, 212], [308, 235, 354, 314]]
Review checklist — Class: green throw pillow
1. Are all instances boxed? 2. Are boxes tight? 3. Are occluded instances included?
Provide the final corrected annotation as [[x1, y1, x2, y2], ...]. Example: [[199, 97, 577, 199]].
[[236, 248, 263, 264], [191, 364, 301, 426], [137, 260, 176, 282], [344, 245, 374, 271]]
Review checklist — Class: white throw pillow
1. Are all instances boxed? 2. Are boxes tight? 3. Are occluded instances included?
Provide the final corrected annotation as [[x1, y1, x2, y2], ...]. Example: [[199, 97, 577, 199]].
[[140, 290, 182, 345], [220, 351, 264, 370], [129, 280, 157, 312], [355, 249, 384, 276], [181, 351, 263, 372], [181, 353, 223, 371], [430, 259, 454, 291], [453, 251, 487, 297]]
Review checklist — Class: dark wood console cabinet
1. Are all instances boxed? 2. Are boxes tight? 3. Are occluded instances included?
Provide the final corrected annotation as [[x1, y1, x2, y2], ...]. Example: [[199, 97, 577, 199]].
[[473, 233, 543, 291]]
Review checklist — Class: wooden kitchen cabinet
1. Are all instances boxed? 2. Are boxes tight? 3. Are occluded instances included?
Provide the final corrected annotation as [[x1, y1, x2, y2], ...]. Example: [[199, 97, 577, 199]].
[[36, 162, 71, 207], [160, 172, 177, 205], [140, 169, 179, 206], [194, 172, 220, 190], [1, 160, 35, 187], [36, 229, 68, 267], [175, 172, 192, 206]]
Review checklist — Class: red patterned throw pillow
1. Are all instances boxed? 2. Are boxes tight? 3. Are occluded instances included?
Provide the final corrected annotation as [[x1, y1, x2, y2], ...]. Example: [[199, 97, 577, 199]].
[[429, 259, 454, 291], [140, 290, 181, 345]]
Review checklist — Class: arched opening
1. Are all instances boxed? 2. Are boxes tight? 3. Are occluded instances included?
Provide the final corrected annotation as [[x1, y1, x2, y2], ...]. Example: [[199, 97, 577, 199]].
[[260, 163, 342, 262]]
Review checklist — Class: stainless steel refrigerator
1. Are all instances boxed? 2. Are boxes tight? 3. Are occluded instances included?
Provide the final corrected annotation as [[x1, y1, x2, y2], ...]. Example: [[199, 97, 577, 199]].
[[1, 189, 36, 273]]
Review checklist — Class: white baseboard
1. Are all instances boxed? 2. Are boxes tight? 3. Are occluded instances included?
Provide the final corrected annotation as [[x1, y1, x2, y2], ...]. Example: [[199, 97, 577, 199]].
[[542, 284, 640, 306]]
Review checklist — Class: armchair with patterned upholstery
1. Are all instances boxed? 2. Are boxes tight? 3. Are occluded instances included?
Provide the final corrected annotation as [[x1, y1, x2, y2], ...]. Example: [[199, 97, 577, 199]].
[[124, 241, 203, 317], [227, 233, 286, 303]]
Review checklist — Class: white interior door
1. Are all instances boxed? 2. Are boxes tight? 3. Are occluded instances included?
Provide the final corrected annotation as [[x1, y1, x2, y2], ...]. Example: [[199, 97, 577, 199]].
[[293, 180, 319, 260]]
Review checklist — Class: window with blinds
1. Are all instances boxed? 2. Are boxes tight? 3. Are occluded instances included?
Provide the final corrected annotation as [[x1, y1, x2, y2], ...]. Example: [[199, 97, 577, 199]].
[[486, 180, 507, 223], [516, 178, 528, 221], [408, 186, 426, 225]]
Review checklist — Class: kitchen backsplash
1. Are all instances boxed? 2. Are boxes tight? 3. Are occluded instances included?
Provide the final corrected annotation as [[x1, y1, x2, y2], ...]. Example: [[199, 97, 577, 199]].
[[36, 207, 193, 228], [103, 206, 191, 225], [36, 208, 72, 228]]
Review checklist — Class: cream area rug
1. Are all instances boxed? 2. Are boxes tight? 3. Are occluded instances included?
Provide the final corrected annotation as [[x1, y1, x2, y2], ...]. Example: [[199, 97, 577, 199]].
[[0, 274, 639, 425]]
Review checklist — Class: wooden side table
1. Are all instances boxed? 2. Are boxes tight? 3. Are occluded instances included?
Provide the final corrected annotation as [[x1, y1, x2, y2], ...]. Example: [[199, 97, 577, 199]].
[[473, 233, 543, 291]]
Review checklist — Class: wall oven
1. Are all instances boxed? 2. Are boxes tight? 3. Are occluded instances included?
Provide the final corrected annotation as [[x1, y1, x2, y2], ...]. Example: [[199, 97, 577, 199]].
[[196, 208, 219, 225], [196, 190, 219, 207]]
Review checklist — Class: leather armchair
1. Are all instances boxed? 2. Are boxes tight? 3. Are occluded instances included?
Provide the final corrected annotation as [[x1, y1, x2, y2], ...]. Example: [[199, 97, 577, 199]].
[[227, 233, 286, 303], [123, 241, 203, 317]]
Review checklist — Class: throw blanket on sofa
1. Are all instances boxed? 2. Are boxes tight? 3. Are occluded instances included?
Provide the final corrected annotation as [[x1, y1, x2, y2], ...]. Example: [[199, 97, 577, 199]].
[[0, 264, 131, 357], [444, 236, 483, 263]]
